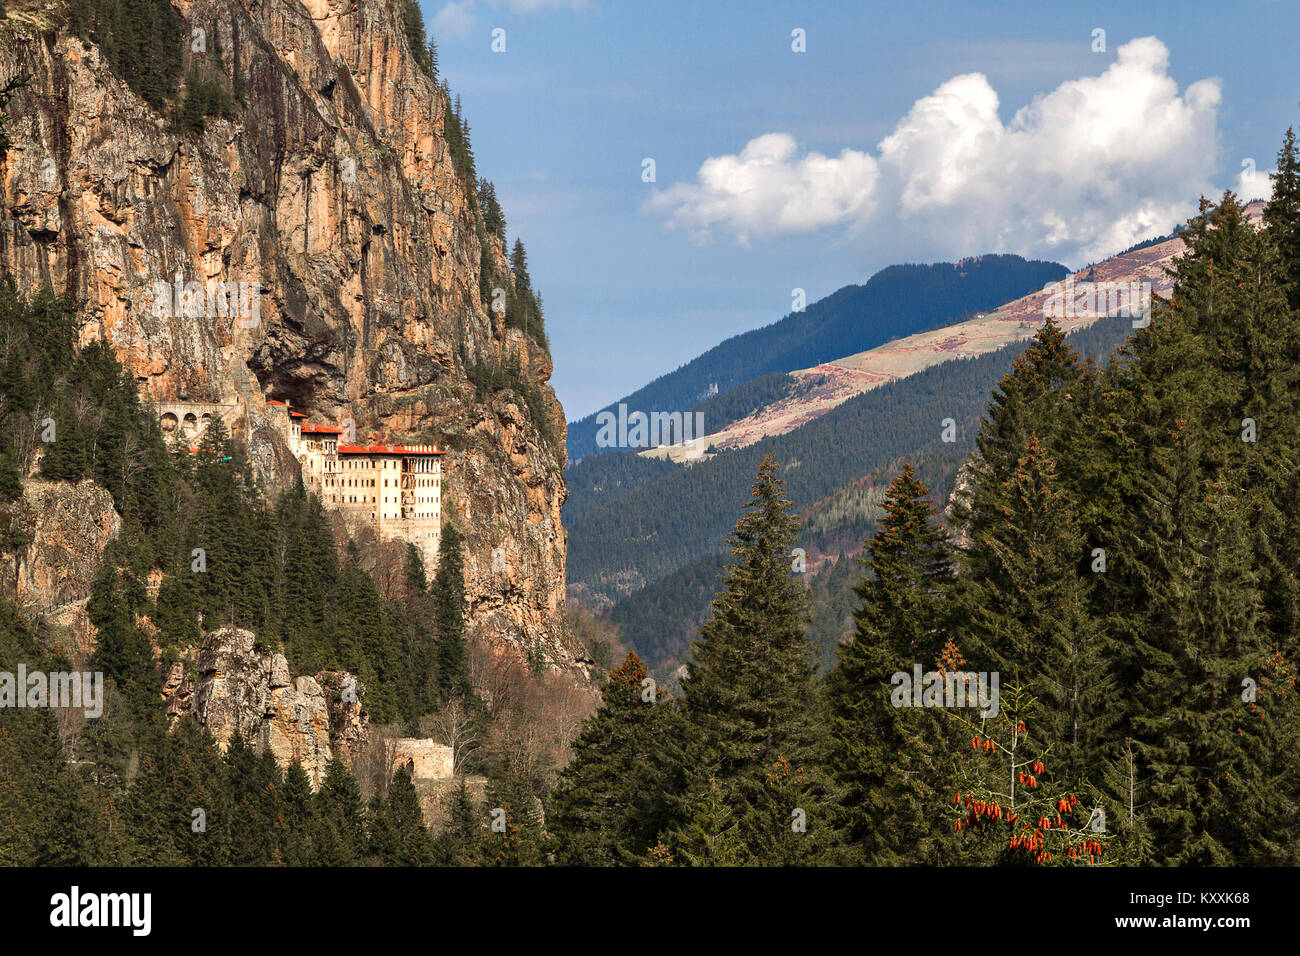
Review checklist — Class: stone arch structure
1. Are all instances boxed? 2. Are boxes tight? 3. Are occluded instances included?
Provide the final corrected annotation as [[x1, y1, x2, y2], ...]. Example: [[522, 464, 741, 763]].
[[151, 402, 239, 445]]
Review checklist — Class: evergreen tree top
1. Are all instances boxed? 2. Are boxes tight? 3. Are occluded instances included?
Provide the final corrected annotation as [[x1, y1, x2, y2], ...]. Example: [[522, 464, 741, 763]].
[[607, 649, 648, 690]]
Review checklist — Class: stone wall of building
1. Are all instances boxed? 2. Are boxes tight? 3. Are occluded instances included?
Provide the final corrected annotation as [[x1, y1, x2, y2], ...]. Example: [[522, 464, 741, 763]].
[[385, 738, 455, 781]]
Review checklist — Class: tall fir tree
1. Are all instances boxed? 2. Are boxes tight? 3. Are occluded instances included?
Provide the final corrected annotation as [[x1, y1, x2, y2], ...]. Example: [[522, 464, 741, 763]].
[[432, 522, 469, 700], [1265, 125, 1300, 308], [955, 434, 1114, 788], [826, 463, 961, 863], [672, 456, 837, 863], [549, 650, 680, 865]]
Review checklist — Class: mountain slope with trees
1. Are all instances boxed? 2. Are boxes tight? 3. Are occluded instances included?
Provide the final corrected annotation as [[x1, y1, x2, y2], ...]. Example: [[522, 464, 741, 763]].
[[550, 131, 1300, 864], [567, 255, 1068, 459]]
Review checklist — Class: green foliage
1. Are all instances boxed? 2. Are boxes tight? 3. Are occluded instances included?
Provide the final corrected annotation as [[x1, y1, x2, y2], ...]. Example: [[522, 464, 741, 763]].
[[554, 122, 1300, 868], [827, 465, 960, 864], [548, 651, 681, 864], [1266, 127, 1300, 309], [504, 239, 548, 349], [566, 312, 1134, 603], [603, 552, 726, 672], [178, 67, 235, 135], [432, 523, 469, 700], [688, 371, 801, 436], [314, 757, 367, 865], [0, 74, 31, 165], [443, 87, 477, 184], [466, 352, 558, 452], [69, 0, 184, 110], [368, 767, 435, 865], [666, 457, 840, 862], [0, 284, 182, 571], [403, 0, 435, 77], [479, 179, 506, 241], [433, 778, 484, 864]]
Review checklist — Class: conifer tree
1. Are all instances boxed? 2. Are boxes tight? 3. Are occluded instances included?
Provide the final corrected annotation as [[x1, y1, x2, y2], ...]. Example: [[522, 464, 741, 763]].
[[427, 37, 439, 81], [370, 767, 434, 865], [88, 560, 155, 696], [314, 756, 367, 866], [433, 778, 483, 865], [482, 774, 543, 866], [549, 650, 679, 865], [1265, 125, 1300, 308], [826, 463, 959, 863], [956, 434, 1113, 787], [224, 735, 281, 865], [280, 761, 317, 866], [671, 775, 745, 866], [673, 456, 834, 862], [952, 316, 1093, 555], [1105, 193, 1284, 863], [432, 522, 469, 700]]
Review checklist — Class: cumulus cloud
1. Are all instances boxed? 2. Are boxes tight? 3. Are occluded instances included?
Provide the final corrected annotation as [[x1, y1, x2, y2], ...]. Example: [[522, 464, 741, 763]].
[[648, 37, 1225, 266], [648, 133, 879, 245]]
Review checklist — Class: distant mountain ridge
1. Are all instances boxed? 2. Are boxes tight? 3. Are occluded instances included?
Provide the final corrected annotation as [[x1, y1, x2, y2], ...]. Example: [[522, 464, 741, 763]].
[[566, 255, 1068, 459], [642, 219, 1224, 460], [567, 206, 1270, 672]]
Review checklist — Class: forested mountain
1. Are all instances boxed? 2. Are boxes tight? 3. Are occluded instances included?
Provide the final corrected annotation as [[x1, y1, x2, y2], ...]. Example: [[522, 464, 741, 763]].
[[567, 209, 1218, 664], [590, 314, 1134, 670], [0, 0, 581, 867], [568, 311, 1134, 605], [551, 151, 1300, 865], [0, 255, 585, 865], [4, 0, 1298, 871], [567, 255, 1068, 458]]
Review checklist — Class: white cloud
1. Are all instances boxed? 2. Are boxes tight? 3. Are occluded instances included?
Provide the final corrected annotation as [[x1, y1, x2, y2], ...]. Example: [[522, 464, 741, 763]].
[[432, 0, 590, 40], [648, 37, 1226, 266], [648, 133, 879, 245], [433, 0, 478, 39], [1237, 163, 1274, 202]]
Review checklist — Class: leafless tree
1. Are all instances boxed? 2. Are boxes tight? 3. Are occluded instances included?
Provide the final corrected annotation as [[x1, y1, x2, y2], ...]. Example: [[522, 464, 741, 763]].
[[425, 697, 481, 774], [353, 722, 403, 803], [542, 672, 598, 769], [372, 537, 408, 603]]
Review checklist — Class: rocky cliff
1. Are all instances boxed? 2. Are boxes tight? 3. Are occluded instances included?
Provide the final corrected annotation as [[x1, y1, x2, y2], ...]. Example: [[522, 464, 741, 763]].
[[0, 0, 575, 671], [162, 626, 368, 788], [0, 478, 120, 659]]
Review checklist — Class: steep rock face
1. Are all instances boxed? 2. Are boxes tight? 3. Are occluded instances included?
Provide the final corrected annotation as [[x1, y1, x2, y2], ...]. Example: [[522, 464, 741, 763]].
[[0, 478, 120, 657], [0, 0, 572, 669], [175, 626, 367, 788]]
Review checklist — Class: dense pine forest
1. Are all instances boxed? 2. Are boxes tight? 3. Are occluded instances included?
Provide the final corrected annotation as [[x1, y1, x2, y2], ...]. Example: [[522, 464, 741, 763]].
[[0, 0, 576, 866], [567, 310, 1136, 603], [549, 129, 1300, 865]]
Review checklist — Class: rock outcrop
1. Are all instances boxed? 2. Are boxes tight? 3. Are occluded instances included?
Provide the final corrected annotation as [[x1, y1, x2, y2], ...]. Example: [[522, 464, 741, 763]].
[[0, 0, 576, 673], [0, 478, 120, 658], [169, 626, 368, 788]]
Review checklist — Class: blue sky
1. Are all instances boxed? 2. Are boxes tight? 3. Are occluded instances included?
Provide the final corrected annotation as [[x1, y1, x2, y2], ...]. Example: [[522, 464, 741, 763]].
[[419, 0, 1300, 420]]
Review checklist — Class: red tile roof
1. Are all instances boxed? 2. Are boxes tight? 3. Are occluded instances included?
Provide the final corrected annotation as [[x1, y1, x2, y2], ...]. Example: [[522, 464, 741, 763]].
[[338, 444, 444, 456], [300, 422, 344, 435]]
